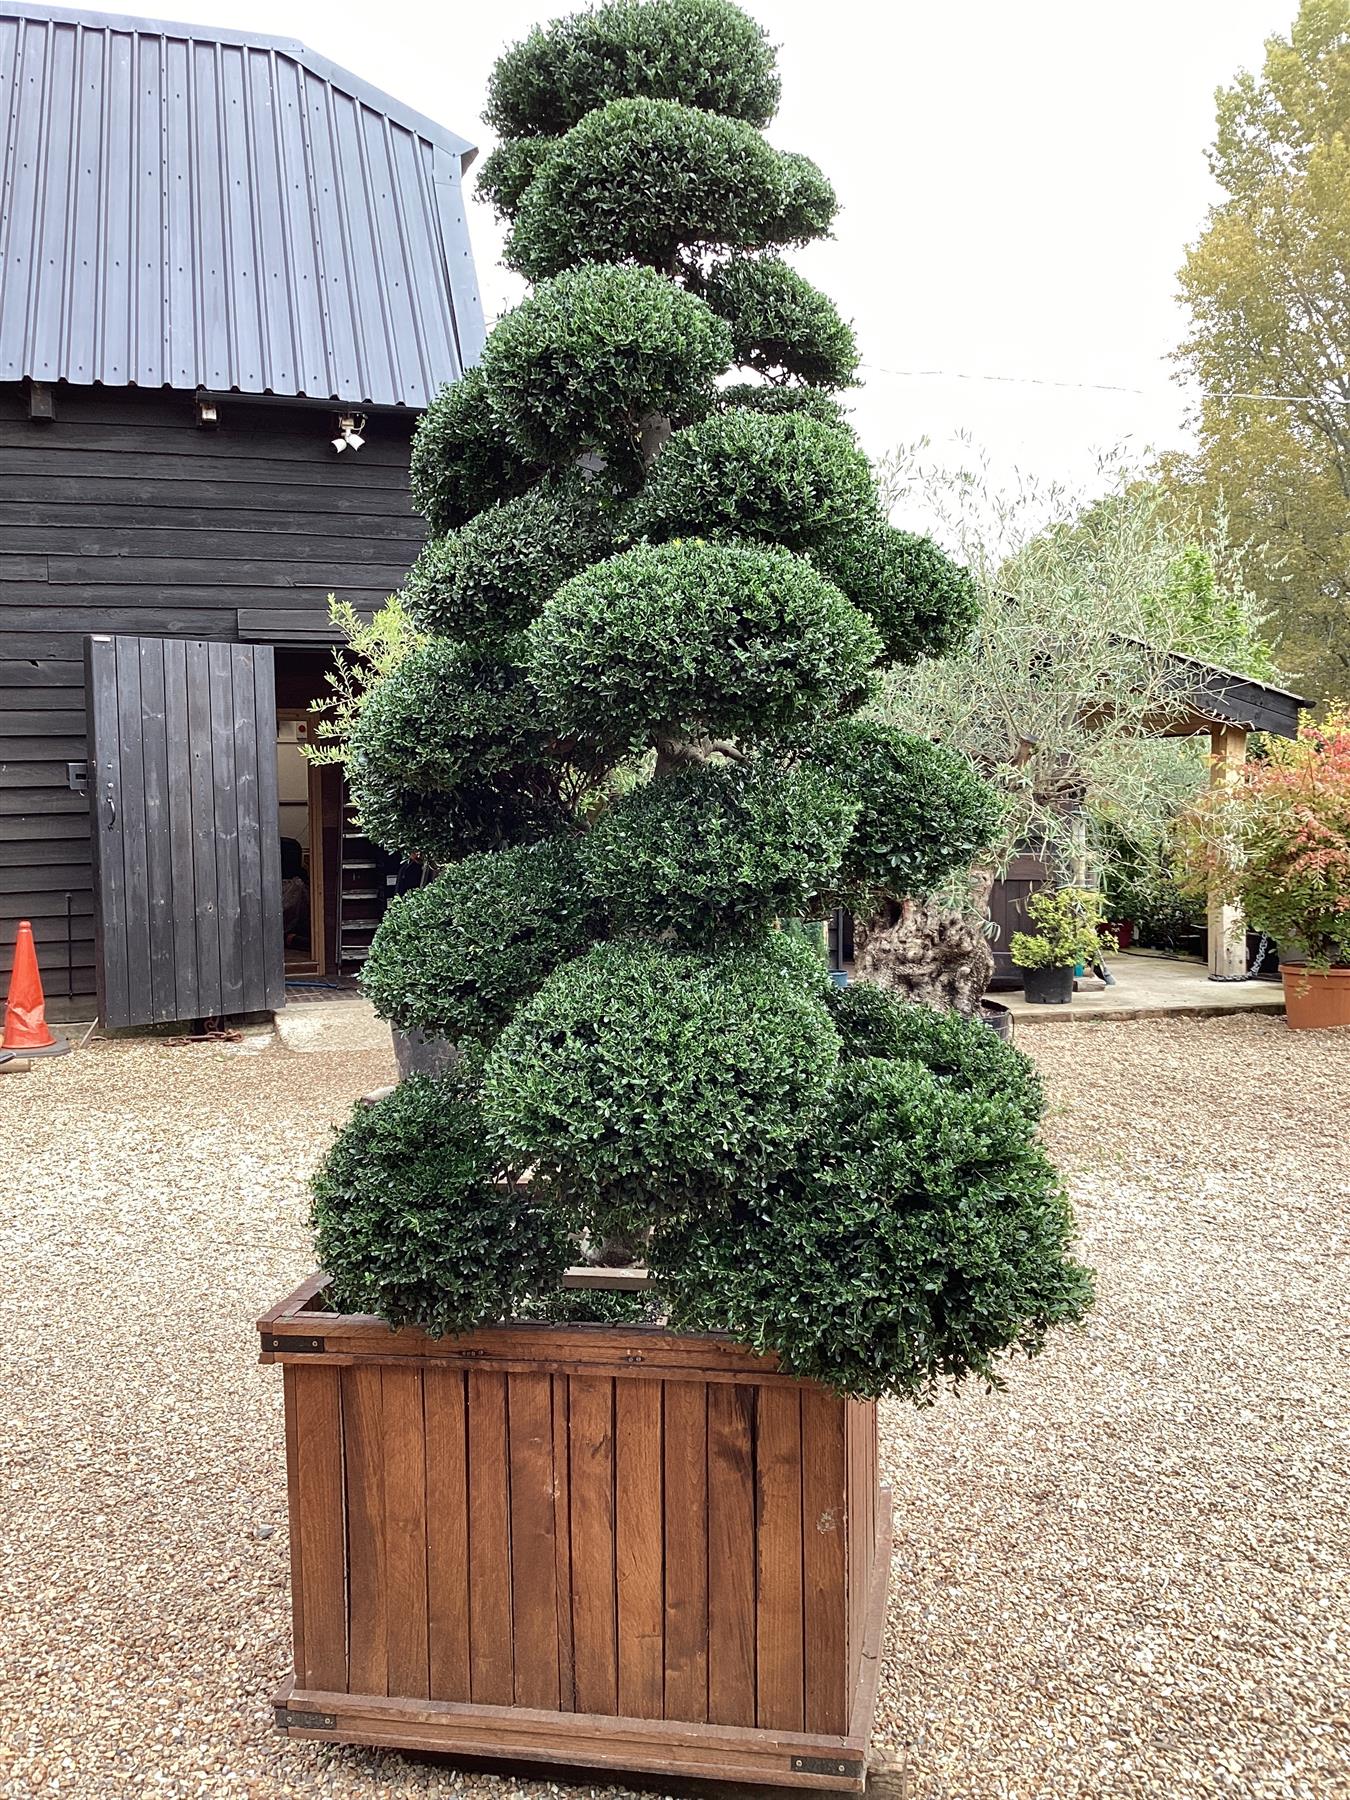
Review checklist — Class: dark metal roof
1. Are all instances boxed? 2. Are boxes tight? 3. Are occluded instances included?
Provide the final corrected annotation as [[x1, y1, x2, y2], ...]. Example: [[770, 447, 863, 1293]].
[[0, 2, 485, 408], [1151, 649, 1309, 739]]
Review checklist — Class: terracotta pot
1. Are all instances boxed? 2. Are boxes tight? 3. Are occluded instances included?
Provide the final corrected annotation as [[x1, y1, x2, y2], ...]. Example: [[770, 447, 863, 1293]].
[[1280, 963, 1350, 1030]]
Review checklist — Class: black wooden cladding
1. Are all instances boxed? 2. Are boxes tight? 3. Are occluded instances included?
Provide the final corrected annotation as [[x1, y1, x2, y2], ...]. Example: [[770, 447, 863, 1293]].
[[0, 381, 426, 1003], [87, 635, 286, 1028]]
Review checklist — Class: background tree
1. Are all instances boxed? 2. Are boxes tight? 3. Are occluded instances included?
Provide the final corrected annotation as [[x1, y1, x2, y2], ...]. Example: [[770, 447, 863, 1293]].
[[312, 0, 1092, 1401], [1163, 0, 1350, 702]]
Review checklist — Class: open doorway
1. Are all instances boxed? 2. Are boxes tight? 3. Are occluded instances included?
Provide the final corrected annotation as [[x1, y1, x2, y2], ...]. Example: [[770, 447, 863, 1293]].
[[276, 714, 324, 975]]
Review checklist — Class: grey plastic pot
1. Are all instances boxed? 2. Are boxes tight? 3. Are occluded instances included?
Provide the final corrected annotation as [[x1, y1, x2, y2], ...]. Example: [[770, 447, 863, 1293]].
[[390, 1026, 462, 1080], [1018, 965, 1074, 1005]]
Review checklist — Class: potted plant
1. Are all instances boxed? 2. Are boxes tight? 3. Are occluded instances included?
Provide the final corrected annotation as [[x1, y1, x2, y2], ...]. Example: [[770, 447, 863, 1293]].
[[1010, 887, 1108, 1003], [1177, 715, 1350, 1028], [259, 2, 1094, 1786]]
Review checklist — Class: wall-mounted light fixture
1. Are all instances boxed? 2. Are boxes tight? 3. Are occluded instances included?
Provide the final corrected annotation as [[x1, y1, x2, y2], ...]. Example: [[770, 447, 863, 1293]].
[[195, 396, 218, 428], [331, 413, 366, 453]]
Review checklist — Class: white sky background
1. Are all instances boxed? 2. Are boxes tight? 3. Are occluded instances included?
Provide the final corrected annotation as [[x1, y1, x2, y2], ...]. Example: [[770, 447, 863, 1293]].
[[166, 0, 1293, 528]]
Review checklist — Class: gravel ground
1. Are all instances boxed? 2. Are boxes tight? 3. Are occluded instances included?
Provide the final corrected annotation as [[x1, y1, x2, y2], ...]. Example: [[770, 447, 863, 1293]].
[[0, 1007, 1346, 1799]]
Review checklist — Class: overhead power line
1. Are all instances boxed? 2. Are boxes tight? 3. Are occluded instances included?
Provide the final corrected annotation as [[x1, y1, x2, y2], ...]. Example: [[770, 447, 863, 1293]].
[[857, 363, 1349, 407]]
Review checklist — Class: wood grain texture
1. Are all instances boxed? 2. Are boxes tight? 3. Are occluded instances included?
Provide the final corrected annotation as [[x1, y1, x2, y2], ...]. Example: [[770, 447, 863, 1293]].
[[424, 1367, 470, 1703], [756, 1386, 805, 1731], [662, 1380, 708, 1723], [342, 1365, 387, 1696], [567, 1375, 617, 1716], [466, 1371, 514, 1706], [293, 1366, 347, 1693], [381, 1367, 430, 1698], [707, 1383, 757, 1728], [801, 1387, 849, 1736], [507, 1372, 561, 1710], [615, 1379, 664, 1720]]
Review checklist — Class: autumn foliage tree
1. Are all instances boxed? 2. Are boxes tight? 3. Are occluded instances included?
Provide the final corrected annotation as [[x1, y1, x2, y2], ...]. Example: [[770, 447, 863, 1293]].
[[311, 0, 1092, 1400], [1165, 0, 1350, 700]]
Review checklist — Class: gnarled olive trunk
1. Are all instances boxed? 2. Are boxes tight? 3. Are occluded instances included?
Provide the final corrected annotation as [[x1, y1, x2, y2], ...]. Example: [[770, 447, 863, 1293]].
[[852, 870, 995, 1016]]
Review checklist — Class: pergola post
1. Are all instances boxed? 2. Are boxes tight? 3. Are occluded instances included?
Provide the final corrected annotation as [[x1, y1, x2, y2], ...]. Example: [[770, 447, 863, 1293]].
[[1207, 723, 1248, 979]]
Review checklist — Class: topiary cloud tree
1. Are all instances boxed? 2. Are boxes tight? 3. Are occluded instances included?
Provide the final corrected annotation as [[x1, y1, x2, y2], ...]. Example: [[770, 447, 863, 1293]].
[[317, 0, 1092, 1401]]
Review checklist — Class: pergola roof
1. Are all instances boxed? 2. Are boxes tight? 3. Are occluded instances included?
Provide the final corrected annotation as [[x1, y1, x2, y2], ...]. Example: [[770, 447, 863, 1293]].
[[1151, 651, 1309, 739]]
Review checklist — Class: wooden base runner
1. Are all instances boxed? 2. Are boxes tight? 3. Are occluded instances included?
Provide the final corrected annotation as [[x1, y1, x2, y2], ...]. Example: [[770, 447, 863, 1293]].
[[261, 1275, 893, 1791]]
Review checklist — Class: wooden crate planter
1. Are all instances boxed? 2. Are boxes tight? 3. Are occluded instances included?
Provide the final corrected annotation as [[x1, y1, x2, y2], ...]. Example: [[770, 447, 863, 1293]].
[[259, 1275, 892, 1790]]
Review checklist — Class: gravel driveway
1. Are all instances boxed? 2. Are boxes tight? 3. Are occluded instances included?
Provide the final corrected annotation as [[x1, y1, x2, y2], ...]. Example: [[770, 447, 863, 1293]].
[[0, 1007, 1345, 1799]]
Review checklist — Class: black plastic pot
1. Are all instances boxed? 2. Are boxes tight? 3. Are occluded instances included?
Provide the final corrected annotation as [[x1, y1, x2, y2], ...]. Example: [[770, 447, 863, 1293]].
[[979, 999, 1014, 1041], [1019, 965, 1074, 1005]]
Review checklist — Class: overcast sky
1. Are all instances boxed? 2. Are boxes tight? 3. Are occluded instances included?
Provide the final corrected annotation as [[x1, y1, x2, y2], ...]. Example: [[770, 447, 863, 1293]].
[[158, 0, 1292, 512]]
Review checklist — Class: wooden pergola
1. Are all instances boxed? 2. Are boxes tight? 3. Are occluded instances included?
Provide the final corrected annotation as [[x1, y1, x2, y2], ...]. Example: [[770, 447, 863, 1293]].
[[1146, 654, 1308, 978]]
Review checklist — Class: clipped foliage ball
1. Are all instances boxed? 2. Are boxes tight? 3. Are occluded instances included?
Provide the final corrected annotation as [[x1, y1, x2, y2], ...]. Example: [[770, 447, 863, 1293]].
[[481, 263, 731, 478], [811, 719, 1003, 904], [530, 539, 880, 750], [718, 382, 856, 434], [485, 0, 781, 139], [584, 760, 857, 945], [699, 256, 858, 389], [654, 1057, 1094, 1400], [409, 367, 541, 534], [632, 408, 877, 562], [823, 523, 980, 664], [312, 1070, 575, 1339], [484, 939, 841, 1211], [825, 982, 1044, 1124], [404, 478, 622, 643], [347, 638, 562, 860], [361, 837, 603, 1045], [476, 136, 559, 217], [506, 99, 835, 281]]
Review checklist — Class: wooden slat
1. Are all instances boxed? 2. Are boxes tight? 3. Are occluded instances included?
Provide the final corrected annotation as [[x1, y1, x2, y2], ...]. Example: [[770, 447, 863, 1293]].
[[136, 639, 177, 1023], [756, 1387, 805, 1732], [161, 640, 200, 1020], [381, 1368, 430, 1698], [251, 645, 286, 1010], [342, 1365, 387, 1696], [282, 1366, 307, 1685], [294, 1367, 347, 1693], [507, 1372, 561, 1711], [551, 1377, 575, 1714], [467, 1372, 513, 1706], [616, 1379, 664, 1720], [801, 1388, 849, 1736], [230, 648, 265, 1014], [184, 640, 222, 1011], [568, 1375, 617, 1717], [206, 641, 244, 1014], [113, 635, 152, 1018], [662, 1380, 708, 1723], [707, 1384, 757, 1727], [424, 1367, 470, 1704]]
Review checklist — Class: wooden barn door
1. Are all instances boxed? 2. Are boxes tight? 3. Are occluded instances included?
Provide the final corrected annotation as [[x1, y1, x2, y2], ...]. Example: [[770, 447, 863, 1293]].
[[988, 851, 1052, 988], [86, 635, 285, 1028]]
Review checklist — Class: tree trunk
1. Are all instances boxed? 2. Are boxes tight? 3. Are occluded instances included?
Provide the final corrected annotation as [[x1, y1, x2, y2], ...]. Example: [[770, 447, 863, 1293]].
[[852, 871, 995, 1016]]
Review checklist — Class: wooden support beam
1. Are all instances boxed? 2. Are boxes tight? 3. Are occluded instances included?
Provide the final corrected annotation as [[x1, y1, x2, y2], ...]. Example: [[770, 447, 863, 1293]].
[[1207, 724, 1248, 979]]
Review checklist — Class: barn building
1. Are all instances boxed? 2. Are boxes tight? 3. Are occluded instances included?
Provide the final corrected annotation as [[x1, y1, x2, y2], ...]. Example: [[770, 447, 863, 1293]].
[[0, 1, 484, 1025]]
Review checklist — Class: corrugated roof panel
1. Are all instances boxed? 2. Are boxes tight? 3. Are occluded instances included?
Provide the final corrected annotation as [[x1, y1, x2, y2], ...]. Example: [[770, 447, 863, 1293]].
[[0, 2, 483, 406]]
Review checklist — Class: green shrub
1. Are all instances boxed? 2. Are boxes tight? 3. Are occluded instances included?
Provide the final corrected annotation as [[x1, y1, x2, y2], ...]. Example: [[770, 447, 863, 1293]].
[[530, 539, 879, 750], [361, 837, 603, 1044], [718, 382, 855, 432], [822, 524, 980, 664], [409, 368, 541, 534], [825, 982, 1044, 1122], [403, 478, 622, 644], [698, 256, 858, 389], [485, 0, 781, 138], [583, 760, 856, 945], [312, 1071, 575, 1338], [481, 263, 731, 479], [506, 99, 834, 280], [483, 939, 841, 1213], [654, 1057, 1093, 1400], [346, 638, 563, 859], [1010, 887, 1107, 970], [632, 408, 876, 558], [476, 136, 559, 217], [809, 719, 1003, 904]]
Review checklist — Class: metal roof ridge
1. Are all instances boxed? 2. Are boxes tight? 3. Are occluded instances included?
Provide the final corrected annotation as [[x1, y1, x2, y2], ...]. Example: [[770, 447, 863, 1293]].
[[0, 0, 478, 164]]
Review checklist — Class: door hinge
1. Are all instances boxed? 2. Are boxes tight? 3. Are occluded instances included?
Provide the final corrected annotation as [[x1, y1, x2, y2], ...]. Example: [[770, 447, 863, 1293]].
[[261, 1332, 326, 1354], [790, 1755, 863, 1779], [275, 1707, 336, 1732]]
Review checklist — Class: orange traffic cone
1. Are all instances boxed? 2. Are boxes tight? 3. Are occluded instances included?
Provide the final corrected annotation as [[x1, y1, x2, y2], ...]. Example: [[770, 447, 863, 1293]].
[[1, 921, 69, 1063]]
